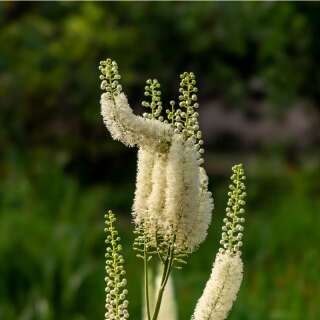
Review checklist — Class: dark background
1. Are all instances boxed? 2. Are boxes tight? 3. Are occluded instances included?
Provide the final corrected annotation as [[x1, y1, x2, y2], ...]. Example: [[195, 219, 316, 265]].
[[0, 2, 319, 320]]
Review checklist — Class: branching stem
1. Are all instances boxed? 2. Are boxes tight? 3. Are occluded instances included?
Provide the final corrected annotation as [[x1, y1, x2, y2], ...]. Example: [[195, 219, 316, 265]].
[[151, 239, 175, 320]]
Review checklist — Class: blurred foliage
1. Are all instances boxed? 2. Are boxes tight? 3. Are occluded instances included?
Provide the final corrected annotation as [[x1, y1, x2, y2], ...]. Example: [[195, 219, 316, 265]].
[[1, 2, 320, 320], [1, 2, 320, 182]]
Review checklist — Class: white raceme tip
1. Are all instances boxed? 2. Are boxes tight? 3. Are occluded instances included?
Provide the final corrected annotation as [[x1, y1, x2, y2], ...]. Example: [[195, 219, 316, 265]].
[[192, 252, 243, 320]]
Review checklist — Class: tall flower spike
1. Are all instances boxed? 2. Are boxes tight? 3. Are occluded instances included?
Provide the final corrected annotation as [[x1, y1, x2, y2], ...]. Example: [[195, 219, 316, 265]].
[[142, 79, 163, 121], [174, 72, 204, 165], [192, 164, 246, 320], [219, 164, 246, 255], [104, 210, 129, 320], [100, 59, 213, 254]]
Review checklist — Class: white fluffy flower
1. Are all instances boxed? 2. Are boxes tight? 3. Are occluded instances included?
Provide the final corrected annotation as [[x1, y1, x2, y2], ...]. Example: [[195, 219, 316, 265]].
[[132, 148, 155, 226], [145, 151, 168, 243], [101, 92, 173, 151], [101, 90, 213, 252], [163, 135, 200, 250], [190, 167, 214, 248], [162, 135, 213, 251], [192, 252, 243, 320]]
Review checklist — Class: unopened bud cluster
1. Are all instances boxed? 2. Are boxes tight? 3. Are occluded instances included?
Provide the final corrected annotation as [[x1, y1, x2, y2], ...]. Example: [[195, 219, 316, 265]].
[[104, 210, 129, 320], [172, 72, 204, 165], [219, 164, 246, 255], [142, 79, 163, 120], [141, 72, 205, 166], [99, 59, 123, 98]]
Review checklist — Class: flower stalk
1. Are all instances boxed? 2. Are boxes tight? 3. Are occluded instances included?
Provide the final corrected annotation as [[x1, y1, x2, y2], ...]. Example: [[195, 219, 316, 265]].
[[104, 210, 129, 320]]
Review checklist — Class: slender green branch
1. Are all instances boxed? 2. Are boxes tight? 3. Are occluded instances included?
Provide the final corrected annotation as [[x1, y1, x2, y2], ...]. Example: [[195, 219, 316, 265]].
[[151, 242, 175, 320], [155, 231, 165, 264], [144, 245, 151, 320]]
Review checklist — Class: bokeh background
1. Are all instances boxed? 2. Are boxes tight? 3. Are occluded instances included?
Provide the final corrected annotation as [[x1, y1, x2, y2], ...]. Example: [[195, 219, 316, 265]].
[[1, 2, 320, 320]]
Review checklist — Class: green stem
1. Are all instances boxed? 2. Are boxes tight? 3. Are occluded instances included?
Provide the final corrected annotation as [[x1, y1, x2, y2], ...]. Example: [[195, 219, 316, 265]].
[[155, 232, 164, 264], [185, 80, 192, 127], [151, 245, 175, 320], [144, 246, 151, 320], [228, 168, 240, 250], [110, 219, 119, 319]]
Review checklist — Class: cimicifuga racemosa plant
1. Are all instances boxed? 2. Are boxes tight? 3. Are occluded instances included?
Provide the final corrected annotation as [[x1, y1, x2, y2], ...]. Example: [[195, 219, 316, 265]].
[[99, 58, 247, 320]]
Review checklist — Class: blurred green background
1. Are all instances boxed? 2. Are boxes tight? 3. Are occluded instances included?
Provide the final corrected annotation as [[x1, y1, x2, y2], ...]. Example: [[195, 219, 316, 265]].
[[1, 2, 320, 320]]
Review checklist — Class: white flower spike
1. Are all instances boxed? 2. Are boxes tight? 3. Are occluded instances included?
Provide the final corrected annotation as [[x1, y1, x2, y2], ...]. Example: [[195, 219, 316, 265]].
[[192, 164, 246, 320], [100, 58, 213, 254], [99, 59, 247, 320]]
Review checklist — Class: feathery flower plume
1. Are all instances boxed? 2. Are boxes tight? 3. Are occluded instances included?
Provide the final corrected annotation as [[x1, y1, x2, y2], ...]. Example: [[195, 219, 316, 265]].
[[132, 148, 155, 226], [191, 167, 214, 248], [100, 60, 172, 151], [192, 164, 246, 320], [99, 59, 249, 320], [163, 135, 200, 251], [104, 210, 129, 320], [192, 252, 243, 320], [99, 59, 213, 254]]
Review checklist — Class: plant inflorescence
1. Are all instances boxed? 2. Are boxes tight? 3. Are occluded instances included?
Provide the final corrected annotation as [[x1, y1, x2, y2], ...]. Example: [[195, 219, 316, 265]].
[[104, 210, 129, 320], [220, 164, 247, 255], [99, 58, 248, 320]]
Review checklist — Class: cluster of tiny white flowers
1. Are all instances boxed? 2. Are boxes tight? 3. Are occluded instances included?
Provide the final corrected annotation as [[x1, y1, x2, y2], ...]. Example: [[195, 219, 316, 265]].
[[100, 59, 213, 254], [132, 148, 155, 226], [145, 150, 168, 245], [192, 252, 243, 320], [190, 167, 214, 248], [133, 136, 212, 253], [219, 164, 246, 255], [101, 92, 173, 152], [163, 135, 201, 251], [104, 210, 129, 320], [192, 164, 246, 320], [100, 60, 173, 152]]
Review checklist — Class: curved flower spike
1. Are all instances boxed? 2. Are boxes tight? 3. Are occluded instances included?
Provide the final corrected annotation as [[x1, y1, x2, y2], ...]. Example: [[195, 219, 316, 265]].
[[100, 58, 214, 253], [100, 59, 173, 152]]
